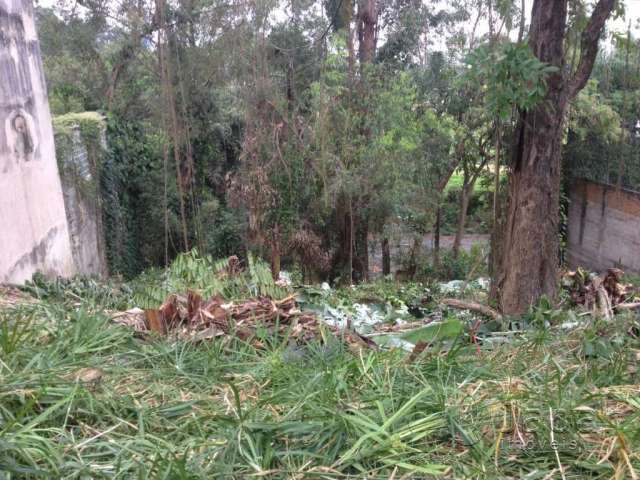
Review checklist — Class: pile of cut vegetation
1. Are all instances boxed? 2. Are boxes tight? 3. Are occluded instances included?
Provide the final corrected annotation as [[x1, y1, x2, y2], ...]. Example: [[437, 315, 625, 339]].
[[562, 267, 639, 319], [112, 291, 376, 350], [0, 286, 36, 310]]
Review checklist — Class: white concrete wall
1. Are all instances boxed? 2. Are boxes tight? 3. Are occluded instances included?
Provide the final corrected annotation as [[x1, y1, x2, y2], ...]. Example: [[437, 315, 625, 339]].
[[0, 0, 75, 283]]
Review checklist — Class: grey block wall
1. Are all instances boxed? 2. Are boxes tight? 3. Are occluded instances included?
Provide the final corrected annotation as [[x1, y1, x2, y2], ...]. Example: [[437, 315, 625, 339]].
[[567, 179, 640, 274]]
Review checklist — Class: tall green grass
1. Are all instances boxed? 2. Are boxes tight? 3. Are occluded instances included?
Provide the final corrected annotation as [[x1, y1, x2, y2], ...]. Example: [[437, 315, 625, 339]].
[[1, 280, 638, 478]]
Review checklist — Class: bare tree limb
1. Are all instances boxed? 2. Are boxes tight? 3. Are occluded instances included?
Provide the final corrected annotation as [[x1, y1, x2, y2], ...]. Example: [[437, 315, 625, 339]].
[[441, 298, 503, 322], [615, 302, 640, 311], [566, 0, 616, 100]]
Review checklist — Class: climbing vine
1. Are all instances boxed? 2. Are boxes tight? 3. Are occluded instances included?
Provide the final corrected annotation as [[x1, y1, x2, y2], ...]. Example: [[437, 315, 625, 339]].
[[53, 112, 106, 201]]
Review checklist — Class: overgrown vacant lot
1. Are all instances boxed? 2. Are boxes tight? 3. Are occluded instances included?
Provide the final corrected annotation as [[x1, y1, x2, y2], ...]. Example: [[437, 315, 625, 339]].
[[1, 265, 639, 479]]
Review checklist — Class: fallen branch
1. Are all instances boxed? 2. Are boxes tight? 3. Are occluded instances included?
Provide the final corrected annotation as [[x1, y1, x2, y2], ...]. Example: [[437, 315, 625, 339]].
[[594, 280, 613, 321], [441, 298, 503, 322], [615, 302, 640, 311]]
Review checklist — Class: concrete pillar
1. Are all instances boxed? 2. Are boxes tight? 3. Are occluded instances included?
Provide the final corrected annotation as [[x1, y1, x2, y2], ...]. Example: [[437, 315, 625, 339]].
[[0, 0, 75, 283]]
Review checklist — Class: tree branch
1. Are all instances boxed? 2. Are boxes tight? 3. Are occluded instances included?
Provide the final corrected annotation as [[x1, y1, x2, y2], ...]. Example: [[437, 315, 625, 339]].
[[441, 298, 503, 322], [566, 0, 616, 100]]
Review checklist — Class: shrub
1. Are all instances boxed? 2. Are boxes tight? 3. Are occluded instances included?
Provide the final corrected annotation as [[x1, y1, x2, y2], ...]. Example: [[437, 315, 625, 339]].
[[416, 243, 488, 281]]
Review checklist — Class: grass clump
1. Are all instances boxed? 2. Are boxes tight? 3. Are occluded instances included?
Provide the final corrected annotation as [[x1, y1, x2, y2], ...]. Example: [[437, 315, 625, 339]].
[[0, 274, 639, 478]]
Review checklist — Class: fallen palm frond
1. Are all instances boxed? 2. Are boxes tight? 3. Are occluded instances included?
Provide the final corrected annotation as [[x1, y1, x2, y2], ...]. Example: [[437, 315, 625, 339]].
[[112, 291, 377, 351], [130, 251, 291, 309]]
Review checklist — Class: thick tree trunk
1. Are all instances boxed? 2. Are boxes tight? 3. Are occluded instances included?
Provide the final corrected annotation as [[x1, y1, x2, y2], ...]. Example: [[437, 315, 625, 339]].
[[382, 237, 391, 276], [495, 0, 615, 315], [496, 0, 567, 315], [498, 112, 566, 314]]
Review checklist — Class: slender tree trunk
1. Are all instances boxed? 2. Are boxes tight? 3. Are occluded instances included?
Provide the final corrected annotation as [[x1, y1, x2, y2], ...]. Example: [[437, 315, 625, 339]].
[[616, 23, 631, 191], [155, 0, 189, 252], [332, 3, 355, 284], [433, 207, 441, 268], [270, 224, 281, 280], [346, 5, 355, 85], [341, 0, 376, 283], [408, 235, 421, 278], [163, 136, 169, 266], [349, 196, 354, 283], [354, 218, 369, 281], [496, 0, 615, 315], [333, 197, 349, 282], [270, 243, 281, 281], [357, 0, 377, 63], [382, 237, 391, 276], [517, 0, 526, 43], [453, 185, 471, 259]]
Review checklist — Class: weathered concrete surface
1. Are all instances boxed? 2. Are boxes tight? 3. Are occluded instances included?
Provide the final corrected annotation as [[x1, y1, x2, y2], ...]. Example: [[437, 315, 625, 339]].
[[55, 117, 108, 277], [0, 0, 75, 283], [567, 179, 640, 274]]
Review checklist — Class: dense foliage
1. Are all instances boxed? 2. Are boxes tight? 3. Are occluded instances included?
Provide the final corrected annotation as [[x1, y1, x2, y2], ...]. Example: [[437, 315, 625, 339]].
[[5, 2, 638, 477], [36, 0, 637, 288]]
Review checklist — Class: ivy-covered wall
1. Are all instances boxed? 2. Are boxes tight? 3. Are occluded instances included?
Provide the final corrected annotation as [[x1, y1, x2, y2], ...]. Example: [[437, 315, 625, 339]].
[[565, 132, 640, 193], [53, 112, 108, 277]]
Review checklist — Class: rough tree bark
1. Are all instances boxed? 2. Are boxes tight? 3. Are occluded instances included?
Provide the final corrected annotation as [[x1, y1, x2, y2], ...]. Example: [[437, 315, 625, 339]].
[[495, 0, 616, 315], [489, 125, 502, 298]]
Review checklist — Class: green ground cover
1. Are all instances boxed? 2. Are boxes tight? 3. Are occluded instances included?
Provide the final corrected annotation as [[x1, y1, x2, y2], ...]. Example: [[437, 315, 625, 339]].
[[1, 257, 638, 479]]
